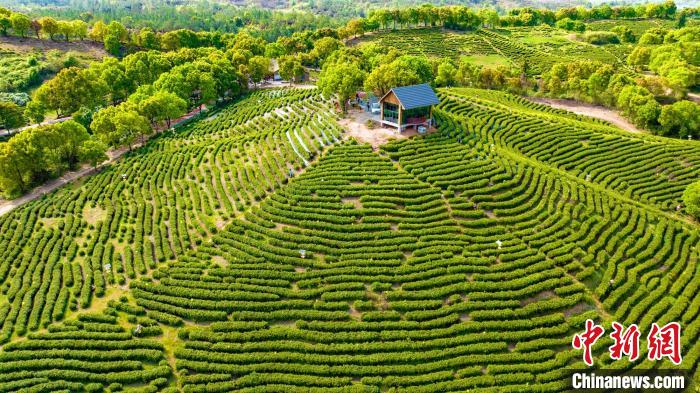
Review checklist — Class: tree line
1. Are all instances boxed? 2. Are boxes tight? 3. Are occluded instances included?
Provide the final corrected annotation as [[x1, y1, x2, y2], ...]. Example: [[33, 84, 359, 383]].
[[0, 33, 290, 197], [333, 0, 692, 38]]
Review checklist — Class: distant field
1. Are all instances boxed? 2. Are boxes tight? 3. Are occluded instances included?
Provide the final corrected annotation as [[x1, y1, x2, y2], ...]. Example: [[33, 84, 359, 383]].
[[352, 25, 636, 75], [0, 36, 106, 94]]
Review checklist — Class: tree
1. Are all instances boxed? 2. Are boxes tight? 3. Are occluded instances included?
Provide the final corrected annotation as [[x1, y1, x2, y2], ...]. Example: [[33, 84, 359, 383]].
[[248, 56, 271, 87], [478, 8, 500, 29], [137, 90, 187, 128], [96, 58, 133, 104], [311, 37, 342, 66], [89, 20, 107, 42], [435, 61, 457, 87], [0, 136, 35, 195], [683, 181, 700, 218], [616, 85, 661, 128], [346, 19, 365, 38], [72, 20, 88, 40], [24, 100, 46, 124], [611, 26, 635, 43], [51, 120, 90, 166], [106, 21, 128, 42], [57, 20, 73, 41], [318, 60, 365, 113], [91, 104, 151, 149], [456, 61, 481, 87], [79, 138, 108, 170], [0, 101, 26, 134], [73, 106, 96, 131], [278, 55, 304, 85], [33, 67, 107, 117], [627, 46, 652, 70], [136, 28, 159, 49], [104, 33, 121, 56], [0, 14, 10, 36], [38, 17, 59, 40], [658, 100, 700, 138], [10, 13, 31, 37], [363, 55, 433, 96], [103, 21, 128, 55]]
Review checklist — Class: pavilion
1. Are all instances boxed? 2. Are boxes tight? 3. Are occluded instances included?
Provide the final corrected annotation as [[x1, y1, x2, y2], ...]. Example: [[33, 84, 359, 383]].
[[378, 83, 440, 132]]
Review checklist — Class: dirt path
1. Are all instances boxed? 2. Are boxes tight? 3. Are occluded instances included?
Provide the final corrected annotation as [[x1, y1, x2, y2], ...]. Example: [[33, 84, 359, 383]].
[[0, 107, 203, 217], [3, 116, 74, 137], [339, 109, 436, 149], [339, 110, 401, 149], [527, 97, 643, 134], [0, 35, 108, 59]]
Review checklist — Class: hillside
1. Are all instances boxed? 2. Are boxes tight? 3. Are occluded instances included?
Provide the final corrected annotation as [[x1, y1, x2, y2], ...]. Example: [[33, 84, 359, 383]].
[[0, 85, 697, 391], [0, 1, 698, 391], [0, 36, 107, 95]]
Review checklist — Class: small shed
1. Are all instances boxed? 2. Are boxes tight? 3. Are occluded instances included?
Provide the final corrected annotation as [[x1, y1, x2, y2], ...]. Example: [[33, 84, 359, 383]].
[[378, 83, 439, 131]]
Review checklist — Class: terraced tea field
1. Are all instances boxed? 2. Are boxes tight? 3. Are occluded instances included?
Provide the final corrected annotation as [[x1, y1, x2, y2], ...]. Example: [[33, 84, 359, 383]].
[[0, 86, 698, 391], [354, 27, 631, 74]]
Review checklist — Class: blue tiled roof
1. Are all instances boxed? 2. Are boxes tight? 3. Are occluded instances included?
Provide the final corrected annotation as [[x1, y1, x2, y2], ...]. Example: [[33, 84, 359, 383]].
[[386, 83, 439, 109]]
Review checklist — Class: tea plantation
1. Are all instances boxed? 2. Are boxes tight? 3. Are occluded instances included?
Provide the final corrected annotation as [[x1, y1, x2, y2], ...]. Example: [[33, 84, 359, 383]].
[[0, 86, 698, 392]]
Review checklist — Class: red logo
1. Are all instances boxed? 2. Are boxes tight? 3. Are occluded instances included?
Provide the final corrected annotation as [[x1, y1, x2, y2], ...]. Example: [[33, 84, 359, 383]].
[[573, 321, 682, 366], [572, 319, 605, 366], [609, 322, 640, 362], [647, 322, 682, 365]]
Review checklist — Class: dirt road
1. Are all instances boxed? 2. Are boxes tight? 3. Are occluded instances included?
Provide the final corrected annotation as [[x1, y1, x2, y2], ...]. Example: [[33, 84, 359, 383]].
[[527, 97, 642, 134]]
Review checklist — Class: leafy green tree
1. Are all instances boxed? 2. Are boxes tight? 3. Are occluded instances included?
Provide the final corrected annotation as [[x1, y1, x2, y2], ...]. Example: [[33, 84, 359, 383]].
[[318, 60, 365, 113], [24, 100, 46, 124], [556, 18, 585, 32], [91, 104, 151, 149], [10, 13, 31, 37], [57, 20, 73, 41], [229, 32, 266, 56], [136, 28, 159, 50], [627, 46, 652, 70], [51, 120, 90, 167], [248, 56, 271, 87], [617, 85, 661, 128], [89, 20, 107, 42], [137, 90, 187, 128], [38, 17, 59, 40], [72, 20, 88, 40], [278, 55, 304, 85], [0, 134, 39, 194], [104, 34, 121, 56], [156, 64, 217, 109], [346, 19, 365, 38], [72, 106, 96, 131], [33, 67, 108, 117], [79, 137, 109, 170], [478, 9, 500, 29], [0, 101, 26, 133], [123, 51, 171, 87], [658, 100, 700, 138], [435, 61, 457, 87], [0, 14, 10, 36], [95, 58, 133, 104], [611, 26, 635, 43], [311, 37, 342, 66], [683, 181, 700, 218], [456, 61, 481, 87]]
